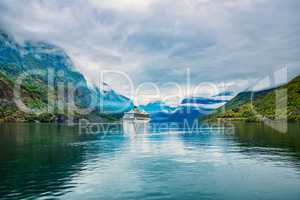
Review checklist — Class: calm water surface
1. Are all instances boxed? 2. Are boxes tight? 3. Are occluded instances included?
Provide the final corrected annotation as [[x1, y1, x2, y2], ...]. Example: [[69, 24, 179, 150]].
[[0, 122, 300, 200]]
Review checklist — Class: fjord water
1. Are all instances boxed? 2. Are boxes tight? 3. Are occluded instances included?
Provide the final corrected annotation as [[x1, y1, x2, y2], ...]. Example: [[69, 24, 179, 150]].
[[0, 123, 300, 200]]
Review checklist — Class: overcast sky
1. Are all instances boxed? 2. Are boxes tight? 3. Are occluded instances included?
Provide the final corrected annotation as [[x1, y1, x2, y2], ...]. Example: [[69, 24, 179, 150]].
[[1, 0, 300, 104]]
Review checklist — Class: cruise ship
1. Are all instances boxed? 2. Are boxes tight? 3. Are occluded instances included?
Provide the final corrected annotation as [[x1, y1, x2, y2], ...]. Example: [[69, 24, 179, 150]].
[[123, 108, 150, 122]]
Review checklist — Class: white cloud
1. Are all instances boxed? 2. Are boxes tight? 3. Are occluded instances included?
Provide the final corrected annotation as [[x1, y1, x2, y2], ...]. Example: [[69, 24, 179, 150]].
[[88, 0, 158, 12], [0, 0, 299, 103]]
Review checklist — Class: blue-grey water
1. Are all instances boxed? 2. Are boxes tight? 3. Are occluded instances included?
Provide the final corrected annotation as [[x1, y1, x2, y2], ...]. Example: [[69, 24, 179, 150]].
[[0, 122, 300, 200]]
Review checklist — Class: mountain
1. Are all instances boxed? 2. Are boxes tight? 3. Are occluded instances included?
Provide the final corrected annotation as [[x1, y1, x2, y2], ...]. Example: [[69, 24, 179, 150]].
[[150, 105, 215, 123], [181, 96, 229, 105], [203, 75, 300, 122], [0, 30, 133, 122], [138, 101, 176, 114], [140, 97, 228, 122], [212, 91, 235, 98], [90, 84, 134, 114]]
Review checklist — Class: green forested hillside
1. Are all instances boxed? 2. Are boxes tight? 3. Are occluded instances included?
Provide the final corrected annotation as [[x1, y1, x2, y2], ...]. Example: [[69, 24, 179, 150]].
[[0, 71, 116, 122], [203, 75, 300, 122]]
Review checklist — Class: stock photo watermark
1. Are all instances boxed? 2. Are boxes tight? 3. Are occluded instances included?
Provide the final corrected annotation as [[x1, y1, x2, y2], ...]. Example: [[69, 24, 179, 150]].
[[10, 66, 290, 134]]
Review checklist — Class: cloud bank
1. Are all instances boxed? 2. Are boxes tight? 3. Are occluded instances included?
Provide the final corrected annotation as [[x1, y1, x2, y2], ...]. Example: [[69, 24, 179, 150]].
[[1, 0, 300, 104]]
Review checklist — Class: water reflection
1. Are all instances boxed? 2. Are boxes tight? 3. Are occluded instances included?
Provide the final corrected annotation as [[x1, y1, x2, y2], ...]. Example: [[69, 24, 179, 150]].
[[233, 123, 300, 152], [0, 123, 127, 199], [0, 122, 300, 200], [232, 122, 300, 169], [122, 120, 148, 137]]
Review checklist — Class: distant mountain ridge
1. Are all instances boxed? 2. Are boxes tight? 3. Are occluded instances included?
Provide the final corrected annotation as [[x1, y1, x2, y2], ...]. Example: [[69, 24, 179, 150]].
[[139, 96, 229, 122], [181, 97, 229, 105], [212, 91, 235, 97], [0, 30, 133, 122]]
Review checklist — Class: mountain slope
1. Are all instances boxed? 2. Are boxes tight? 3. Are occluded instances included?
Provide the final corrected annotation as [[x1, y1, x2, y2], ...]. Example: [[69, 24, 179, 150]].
[[203, 75, 300, 122], [0, 31, 133, 122]]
